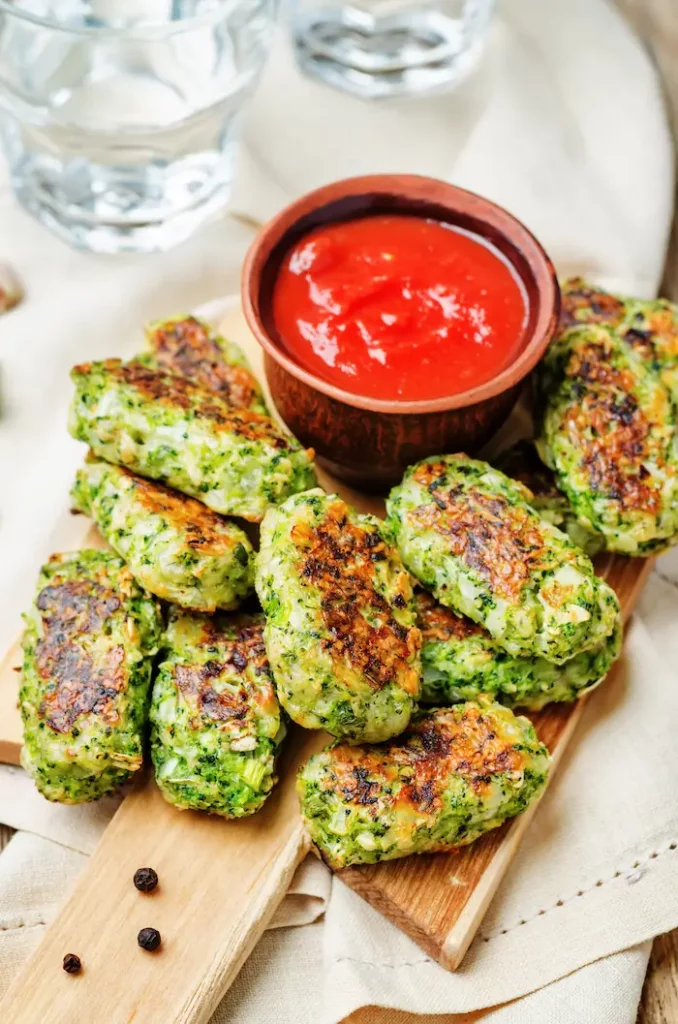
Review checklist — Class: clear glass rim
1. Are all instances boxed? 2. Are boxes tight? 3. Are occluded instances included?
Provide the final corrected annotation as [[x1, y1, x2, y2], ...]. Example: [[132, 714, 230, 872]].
[[0, 0, 243, 36]]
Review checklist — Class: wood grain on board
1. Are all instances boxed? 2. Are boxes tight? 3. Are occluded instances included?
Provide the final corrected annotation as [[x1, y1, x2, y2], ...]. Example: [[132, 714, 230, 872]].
[[0, 647, 22, 767], [0, 304, 655, 1023], [0, 738, 322, 1024], [638, 929, 678, 1024]]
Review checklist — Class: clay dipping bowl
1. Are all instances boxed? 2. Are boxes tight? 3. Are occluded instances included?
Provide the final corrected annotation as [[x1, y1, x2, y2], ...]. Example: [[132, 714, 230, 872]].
[[242, 174, 560, 490]]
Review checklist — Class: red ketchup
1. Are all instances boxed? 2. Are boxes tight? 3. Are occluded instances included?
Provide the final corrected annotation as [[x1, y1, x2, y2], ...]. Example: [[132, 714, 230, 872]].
[[272, 214, 528, 402]]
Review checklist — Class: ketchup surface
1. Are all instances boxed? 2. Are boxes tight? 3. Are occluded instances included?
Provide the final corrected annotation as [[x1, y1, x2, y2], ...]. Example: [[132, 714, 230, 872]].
[[272, 214, 528, 402]]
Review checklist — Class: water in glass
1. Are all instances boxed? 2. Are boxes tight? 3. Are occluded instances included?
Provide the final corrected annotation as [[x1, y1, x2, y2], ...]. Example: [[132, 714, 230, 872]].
[[292, 0, 494, 99], [0, 0, 276, 252]]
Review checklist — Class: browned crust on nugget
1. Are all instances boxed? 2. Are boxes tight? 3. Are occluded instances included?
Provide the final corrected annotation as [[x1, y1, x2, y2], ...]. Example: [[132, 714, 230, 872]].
[[561, 340, 667, 513], [410, 462, 553, 605], [415, 590, 483, 643], [173, 617, 275, 727], [320, 705, 527, 818], [623, 306, 678, 366], [560, 277, 625, 329], [115, 467, 245, 556], [560, 279, 678, 369], [147, 316, 262, 409], [290, 499, 420, 694], [74, 360, 284, 446], [34, 578, 127, 734]]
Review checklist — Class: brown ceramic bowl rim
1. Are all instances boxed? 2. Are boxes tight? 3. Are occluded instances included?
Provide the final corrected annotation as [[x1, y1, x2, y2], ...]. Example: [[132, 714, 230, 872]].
[[242, 174, 559, 415]]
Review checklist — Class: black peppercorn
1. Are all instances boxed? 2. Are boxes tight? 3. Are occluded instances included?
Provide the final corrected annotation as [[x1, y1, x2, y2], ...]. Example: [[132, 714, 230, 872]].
[[133, 867, 159, 893], [137, 927, 162, 952], [62, 953, 82, 974]]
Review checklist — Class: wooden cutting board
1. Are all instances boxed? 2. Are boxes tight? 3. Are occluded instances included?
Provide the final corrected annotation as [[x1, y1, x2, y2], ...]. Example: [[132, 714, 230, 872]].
[[0, 303, 654, 1023]]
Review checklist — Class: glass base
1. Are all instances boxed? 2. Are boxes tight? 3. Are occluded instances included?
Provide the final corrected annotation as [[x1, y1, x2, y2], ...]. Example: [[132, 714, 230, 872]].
[[7, 139, 236, 254], [293, 7, 487, 99]]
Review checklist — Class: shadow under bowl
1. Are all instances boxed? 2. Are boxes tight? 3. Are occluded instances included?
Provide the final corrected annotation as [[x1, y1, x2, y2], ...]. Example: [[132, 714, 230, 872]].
[[242, 174, 560, 491]]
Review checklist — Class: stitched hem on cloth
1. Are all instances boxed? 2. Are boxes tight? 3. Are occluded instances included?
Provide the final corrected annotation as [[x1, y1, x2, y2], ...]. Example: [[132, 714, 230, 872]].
[[480, 839, 678, 942], [328, 840, 678, 970], [0, 920, 47, 932]]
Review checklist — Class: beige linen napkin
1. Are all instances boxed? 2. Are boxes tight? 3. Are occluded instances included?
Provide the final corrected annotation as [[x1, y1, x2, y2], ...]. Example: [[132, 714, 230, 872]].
[[0, 0, 676, 1019]]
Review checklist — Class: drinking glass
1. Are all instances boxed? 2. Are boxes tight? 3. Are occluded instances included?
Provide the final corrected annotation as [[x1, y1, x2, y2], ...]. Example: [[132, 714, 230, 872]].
[[292, 0, 494, 99], [0, 0, 277, 253]]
